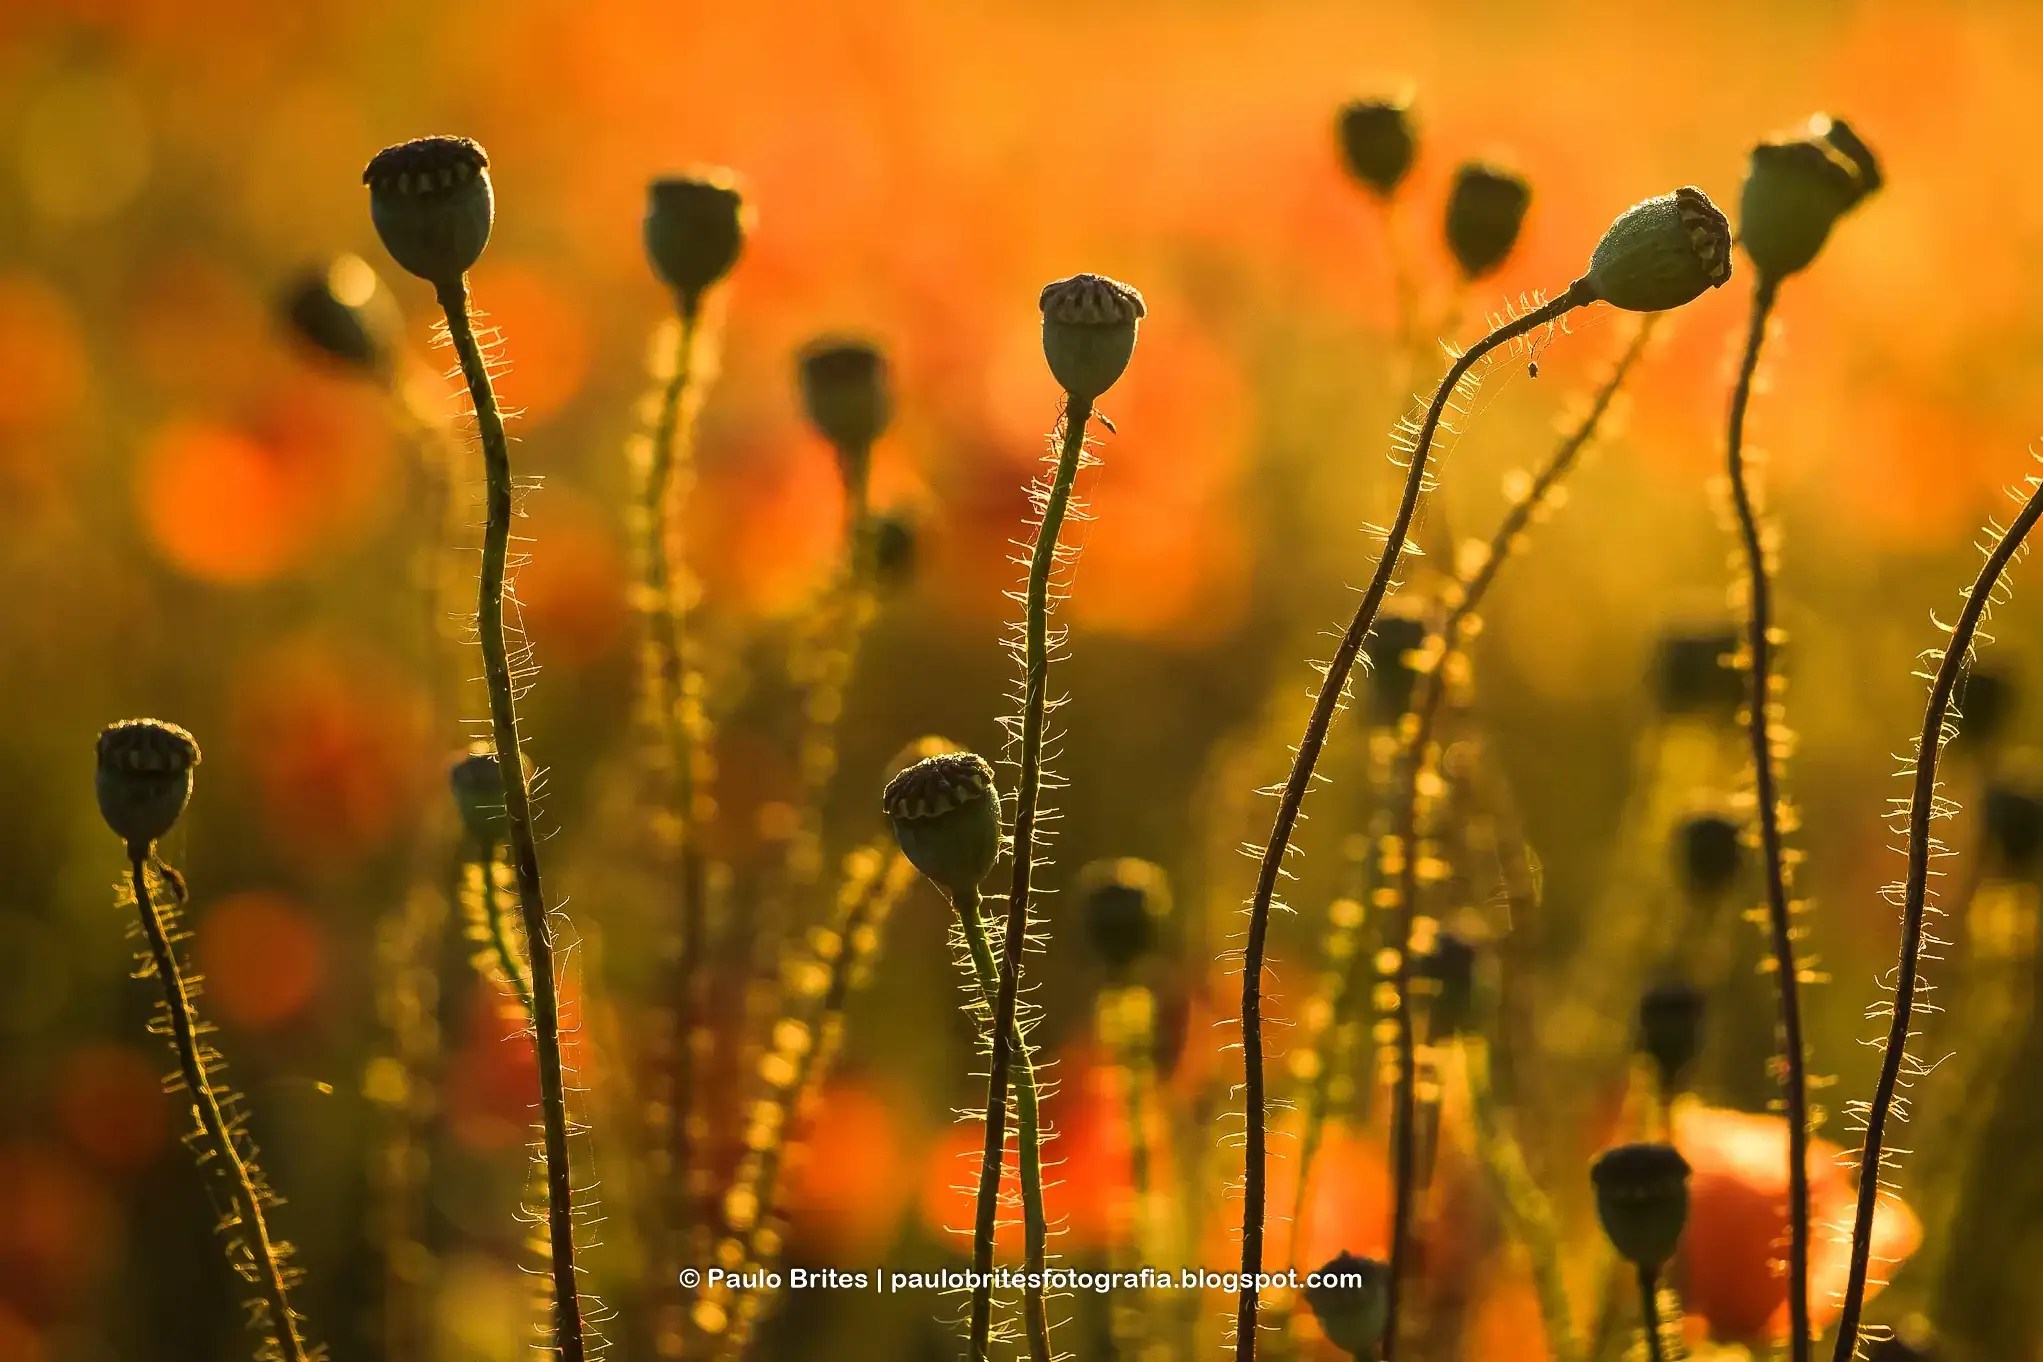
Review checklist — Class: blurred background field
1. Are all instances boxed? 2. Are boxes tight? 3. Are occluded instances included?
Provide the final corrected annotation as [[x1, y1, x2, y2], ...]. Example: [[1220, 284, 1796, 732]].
[[6, 2, 2043, 1361]]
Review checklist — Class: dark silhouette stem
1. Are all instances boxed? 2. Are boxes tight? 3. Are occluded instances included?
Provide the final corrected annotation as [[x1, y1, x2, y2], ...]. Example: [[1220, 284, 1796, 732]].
[[1639, 1268, 1666, 1362]]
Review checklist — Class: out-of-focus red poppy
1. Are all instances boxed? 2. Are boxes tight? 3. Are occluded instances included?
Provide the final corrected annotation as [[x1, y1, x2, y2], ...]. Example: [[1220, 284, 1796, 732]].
[[463, 261, 592, 426], [53, 1043, 167, 1172], [1673, 1102, 1921, 1345], [1199, 1110, 1392, 1275], [137, 420, 306, 583], [514, 490, 630, 670], [0, 273, 87, 438], [0, 1144, 114, 1321], [783, 1079, 914, 1256], [194, 892, 326, 1030], [444, 972, 592, 1153]]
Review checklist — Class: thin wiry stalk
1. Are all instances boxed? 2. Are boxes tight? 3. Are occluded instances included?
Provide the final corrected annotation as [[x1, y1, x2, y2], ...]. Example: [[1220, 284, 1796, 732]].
[[435, 278, 586, 1362], [474, 845, 535, 1020], [127, 853, 311, 1362], [1638, 1270, 1667, 1362], [1237, 281, 1591, 1362], [956, 884, 1053, 1362], [1384, 314, 1656, 1340], [1831, 468, 2043, 1356], [1723, 273, 1810, 1361]]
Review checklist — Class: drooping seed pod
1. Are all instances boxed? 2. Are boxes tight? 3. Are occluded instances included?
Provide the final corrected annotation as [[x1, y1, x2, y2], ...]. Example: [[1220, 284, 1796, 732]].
[[1636, 982, 1706, 1092], [1361, 613, 1429, 725], [1739, 114, 1879, 282], [1301, 1250, 1392, 1358], [866, 510, 919, 590], [883, 751, 1003, 896], [279, 255, 401, 378], [798, 337, 891, 492], [1039, 273, 1145, 402], [644, 171, 749, 309], [1077, 858, 1173, 974], [1674, 813, 1743, 900], [1983, 782, 2043, 878], [1418, 931, 1477, 1037], [96, 719, 201, 852], [1653, 627, 1745, 718], [1589, 1142, 1691, 1272], [361, 136, 494, 288], [1335, 97, 1416, 199], [1444, 162, 1531, 280], [1582, 187, 1733, 312]]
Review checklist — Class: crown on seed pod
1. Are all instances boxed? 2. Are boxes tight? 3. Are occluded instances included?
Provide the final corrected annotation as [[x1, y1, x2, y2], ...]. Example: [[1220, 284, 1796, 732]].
[[1336, 96, 1416, 199], [280, 255, 401, 377], [1445, 162, 1531, 280], [1078, 858, 1173, 974], [1589, 1142, 1691, 1272], [644, 171, 750, 309], [1039, 273, 1145, 402], [1637, 982, 1706, 1093], [1740, 114, 1880, 281], [883, 751, 1003, 896], [362, 136, 494, 288], [1583, 187, 1733, 312], [1301, 1250, 1392, 1358], [1674, 812, 1743, 900], [96, 719, 201, 851], [798, 337, 891, 495]]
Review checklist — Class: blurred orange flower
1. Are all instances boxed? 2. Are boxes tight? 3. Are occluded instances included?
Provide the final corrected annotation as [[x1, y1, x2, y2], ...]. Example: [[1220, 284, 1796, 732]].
[[0, 1144, 114, 1321], [783, 1079, 914, 1256], [53, 1043, 166, 1172], [194, 891, 326, 1030]]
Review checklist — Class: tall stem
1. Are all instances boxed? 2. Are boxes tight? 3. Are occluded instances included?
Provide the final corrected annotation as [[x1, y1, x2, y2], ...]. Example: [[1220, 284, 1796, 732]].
[[129, 853, 310, 1362], [1830, 472, 2043, 1355], [437, 278, 586, 1362], [1724, 274, 1809, 1361], [956, 884, 1053, 1362], [1638, 1268, 1667, 1362], [1240, 281, 1590, 1362]]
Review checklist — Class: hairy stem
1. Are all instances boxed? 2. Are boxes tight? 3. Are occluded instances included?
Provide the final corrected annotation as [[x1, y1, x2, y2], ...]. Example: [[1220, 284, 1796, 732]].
[[437, 278, 585, 1362], [1830, 472, 2043, 1355], [1385, 314, 1654, 1344], [1724, 274, 1810, 1361], [478, 843, 535, 1021], [1638, 1269, 1666, 1362], [129, 853, 309, 1362], [1236, 281, 1590, 1362], [956, 884, 1053, 1362]]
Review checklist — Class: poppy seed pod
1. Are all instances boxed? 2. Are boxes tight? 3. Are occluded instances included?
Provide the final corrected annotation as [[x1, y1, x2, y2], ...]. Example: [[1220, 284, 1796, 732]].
[[1816, 116, 1882, 197], [1739, 117, 1877, 281], [866, 510, 918, 589], [644, 172, 748, 308], [362, 136, 493, 288], [1039, 273, 1145, 401], [1418, 932, 1477, 1037], [1637, 982, 1706, 1091], [1361, 613, 1429, 725], [1301, 1250, 1391, 1358], [1654, 627, 1744, 717], [280, 255, 400, 377], [1583, 187, 1733, 312], [450, 748, 533, 848], [1984, 783, 2043, 877], [1336, 97, 1416, 199], [883, 751, 1003, 896], [1589, 1142, 1691, 1272], [1078, 858, 1173, 973], [96, 719, 201, 852], [798, 338, 891, 493], [1674, 813, 1743, 899], [1445, 162, 1531, 280]]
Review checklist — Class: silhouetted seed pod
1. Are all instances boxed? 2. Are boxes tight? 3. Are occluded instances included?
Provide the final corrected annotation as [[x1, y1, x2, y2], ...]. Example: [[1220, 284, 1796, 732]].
[[1654, 628, 1745, 718], [362, 136, 493, 287], [1039, 273, 1145, 401], [96, 719, 201, 851], [1817, 116, 1882, 196], [644, 172, 749, 308], [1078, 858, 1172, 974], [1589, 1142, 1691, 1272], [449, 748, 533, 848], [1362, 614, 1429, 725], [1444, 162, 1531, 280], [1336, 97, 1416, 199], [1301, 1250, 1391, 1358], [798, 338, 892, 484], [866, 510, 919, 590], [280, 255, 400, 377], [1983, 782, 2043, 877], [883, 751, 1003, 896], [1418, 932, 1477, 1037], [1674, 813, 1743, 899], [1740, 115, 1879, 281], [1583, 187, 1733, 312], [1956, 666, 2015, 751], [1637, 982, 1706, 1091]]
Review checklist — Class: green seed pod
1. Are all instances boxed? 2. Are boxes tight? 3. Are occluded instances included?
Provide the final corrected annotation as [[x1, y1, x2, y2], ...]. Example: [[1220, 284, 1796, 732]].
[[1039, 273, 1145, 402], [449, 748, 532, 848], [280, 255, 401, 378], [1637, 982, 1706, 1091], [361, 136, 494, 288], [1078, 858, 1173, 974], [883, 751, 1003, 896], [1444, 162, 1531, 280], [1674, 813, 1742, 899], [866, 510, 918, 590], [1336, 97, 1416, 199], [1739, 125, 1873, 281], [1361, 613, 1428, 726], [1654, 627, 1744, 717], [1301, 1250, 1392, 1358], [798, 337, 891, 494], [96, 719, 201, 852], [1589, 1142, 1691, 1272], [1418, 932, 1477, 1037], [1984, 782, 2043, 877], [644, 171, 749, 309], [1583, 187, 1732, 312]]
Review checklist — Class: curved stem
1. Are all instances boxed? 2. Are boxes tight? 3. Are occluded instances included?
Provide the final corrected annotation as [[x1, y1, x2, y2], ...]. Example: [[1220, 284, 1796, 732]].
[[437, 278, 586, 1362], [478, 843, 535, 1021], [1724, 274, 1810, 1361], [956, 884, 1053, 1362], [1638, 1268, 1666, 1362], [1385, 314, 1655, 1345], [129, 853, 310, 1362], [1831, 472, 2043, 1355], [1237, 280, 1591, 1362]]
